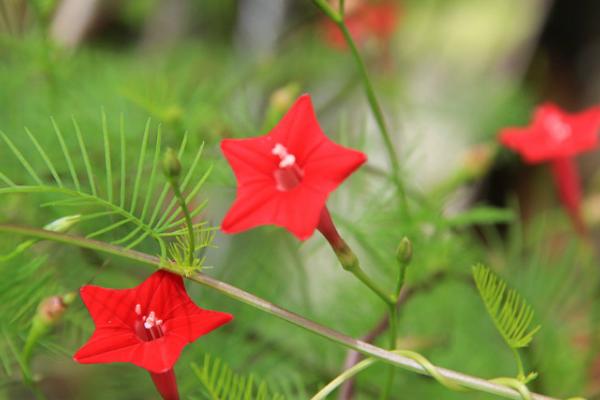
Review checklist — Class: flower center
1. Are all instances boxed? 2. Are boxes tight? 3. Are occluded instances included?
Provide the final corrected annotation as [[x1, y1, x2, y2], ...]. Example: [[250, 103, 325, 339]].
[[544, 114, 571, 142], [134, 304, 165, 341], [272, 143, 304, 191]]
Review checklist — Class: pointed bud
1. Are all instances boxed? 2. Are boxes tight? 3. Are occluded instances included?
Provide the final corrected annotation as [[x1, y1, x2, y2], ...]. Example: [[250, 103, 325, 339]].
[[163, 148, 181, 180], [396, 237, 412, 266], [393, 237, 413, 297], [43, 215, 80, 233], [37, 295, 68, 325], [23, 293, 74, 365]]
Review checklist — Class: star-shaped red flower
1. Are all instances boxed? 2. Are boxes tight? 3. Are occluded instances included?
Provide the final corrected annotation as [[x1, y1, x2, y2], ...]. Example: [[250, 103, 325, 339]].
[[221, 94, 367, 240], [74, 270, 232, 373], [499, 103, 600, 234], [499, 103, 600, 163]]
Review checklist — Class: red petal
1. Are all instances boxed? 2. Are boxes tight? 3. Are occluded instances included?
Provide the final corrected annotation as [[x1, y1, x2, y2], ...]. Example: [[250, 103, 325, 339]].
[[220, 94, 366, 240], [271, 185, 329, 240], [139, 270, 188, 317], [221, 137, 276, 186], [74, 326, 187, 373], [80, 285, 138, 330], [221, 182, 279, 234], [303, 140, 367, 193], [165, 305, 233, 343], [76, 270, 233, 373], [499, 103, 600, 163], [269, 95, 329, 163], [223, 179, 327, 240], [567, 106, 600, 143]]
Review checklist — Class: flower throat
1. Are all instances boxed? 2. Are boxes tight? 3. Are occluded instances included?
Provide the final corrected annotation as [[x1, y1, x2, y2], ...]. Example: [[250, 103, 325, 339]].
[[134, 304, 165, 341], [272, 143, 304, 191]]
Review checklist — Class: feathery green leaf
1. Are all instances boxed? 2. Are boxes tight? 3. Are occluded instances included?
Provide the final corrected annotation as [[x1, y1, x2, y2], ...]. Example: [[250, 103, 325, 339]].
[[472, 264, 541, 349]]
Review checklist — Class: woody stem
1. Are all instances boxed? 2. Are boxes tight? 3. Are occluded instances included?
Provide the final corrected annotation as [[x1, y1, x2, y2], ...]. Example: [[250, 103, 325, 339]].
[[0, 224, 568, 400], [167, 177, 195, 265]]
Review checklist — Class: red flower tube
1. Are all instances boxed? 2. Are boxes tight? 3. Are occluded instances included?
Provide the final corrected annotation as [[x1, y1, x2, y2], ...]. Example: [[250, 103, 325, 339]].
[[73, 270, 233, 400], [220, 94, 366, 242], [499, 103, 600, 233]]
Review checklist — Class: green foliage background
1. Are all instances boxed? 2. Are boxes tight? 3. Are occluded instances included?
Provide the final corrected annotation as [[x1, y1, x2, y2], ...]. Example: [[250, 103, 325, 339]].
[[0, 1, 598, 399]]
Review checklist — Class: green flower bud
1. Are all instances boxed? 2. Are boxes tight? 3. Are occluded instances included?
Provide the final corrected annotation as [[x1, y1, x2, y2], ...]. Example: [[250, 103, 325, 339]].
[[396, 236, 412, 266], [37, 295, 68, 325], [22, 293, 74, 366], [163, 147, 181, 180], [43, 214, 80, 233]]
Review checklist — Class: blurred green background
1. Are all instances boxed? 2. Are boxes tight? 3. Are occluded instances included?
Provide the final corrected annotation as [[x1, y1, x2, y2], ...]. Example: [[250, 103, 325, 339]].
[[1, 0, 600, 399]]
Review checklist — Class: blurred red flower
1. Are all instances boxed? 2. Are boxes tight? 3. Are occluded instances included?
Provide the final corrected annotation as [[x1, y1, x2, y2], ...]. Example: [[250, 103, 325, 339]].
[[221, 94, 366, 240], [499, 103, 600, 163], [74, 270, 232, 400], [323, 0, 399, 50], [499, 103, 600, 233]]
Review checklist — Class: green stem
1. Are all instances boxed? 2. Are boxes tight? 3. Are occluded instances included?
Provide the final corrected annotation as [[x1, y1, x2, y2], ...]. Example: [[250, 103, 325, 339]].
[[348, 265, 395, 306], [313, 0, 407, 205], [167, 179, 195, 265], [380, 304, 398, 400], [338, 22, 400, 179], [22, 319, 47, 367], [0, 225, 565, 400], [394, 263, 408, 298], [381, 237, 411, 398], [511, 347, 525, 381], [312, 0, 342, 22], [4, 331, 47, 400], [311, 358, 377, 400]]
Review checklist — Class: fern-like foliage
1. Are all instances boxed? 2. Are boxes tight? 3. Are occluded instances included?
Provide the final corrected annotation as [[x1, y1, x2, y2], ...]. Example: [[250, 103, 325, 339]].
[[472, 264, 541, 349], [191, 354, 285, 400], [161, 227, 217, 276], [0, 115, 212, 257]]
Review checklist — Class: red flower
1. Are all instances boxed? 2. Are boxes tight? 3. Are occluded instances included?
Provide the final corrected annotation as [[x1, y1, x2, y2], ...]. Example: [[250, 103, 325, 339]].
[[499, 103, 600, 163], [74, 270, 232, 400], [499, 103, 600, 233], [221, 94, 366, 240], [323, 1, 399, 50]]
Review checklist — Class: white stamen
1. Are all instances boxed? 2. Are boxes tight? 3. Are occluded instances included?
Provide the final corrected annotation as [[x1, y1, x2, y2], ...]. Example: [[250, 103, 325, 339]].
[[135, 304, 142, 315], [143, 311, 156, 329], [272, 143, 297, 168], [272, 143, 287, 157], [156, 320, 163, 326], [279, 154, 296, 168]]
